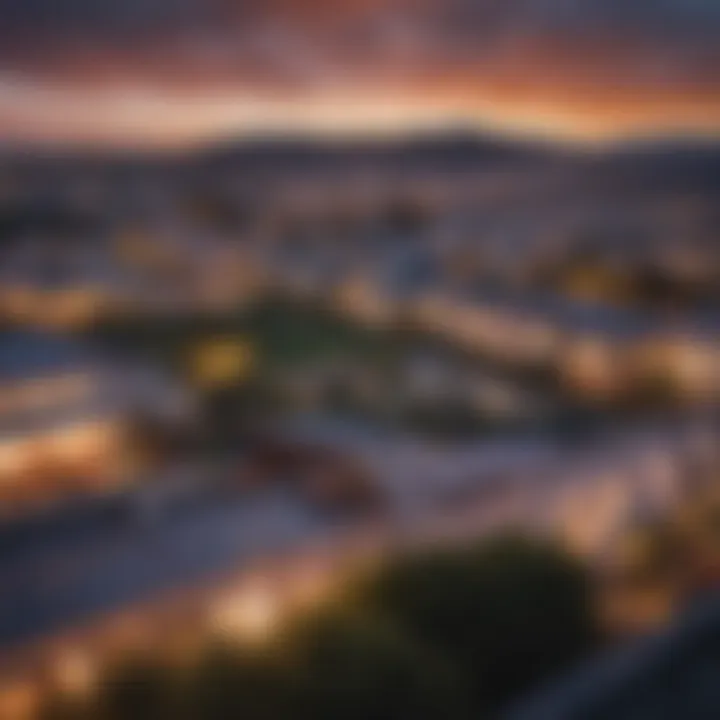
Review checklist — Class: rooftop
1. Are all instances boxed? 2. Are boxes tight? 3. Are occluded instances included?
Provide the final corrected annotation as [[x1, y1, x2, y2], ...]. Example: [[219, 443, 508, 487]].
[[0, 486, 325, 654], [507, 595, 720, 720], [0, 331, 98, 383]]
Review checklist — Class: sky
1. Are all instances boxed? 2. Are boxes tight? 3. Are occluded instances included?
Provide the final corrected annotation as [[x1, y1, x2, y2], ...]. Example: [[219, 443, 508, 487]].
[[0, 0, 718, 148]]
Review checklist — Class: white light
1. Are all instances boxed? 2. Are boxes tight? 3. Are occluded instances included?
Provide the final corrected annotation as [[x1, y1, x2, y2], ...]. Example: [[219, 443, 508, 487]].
[[211, 584, 279, 642]]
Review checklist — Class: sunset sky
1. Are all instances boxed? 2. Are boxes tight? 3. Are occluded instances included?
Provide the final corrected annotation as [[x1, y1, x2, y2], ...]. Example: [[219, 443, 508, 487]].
[[0, 0, 718, 148]]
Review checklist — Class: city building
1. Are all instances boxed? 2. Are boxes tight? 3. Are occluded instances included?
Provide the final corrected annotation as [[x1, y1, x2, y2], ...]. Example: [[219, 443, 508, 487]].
[[0, 330, 193, 512]]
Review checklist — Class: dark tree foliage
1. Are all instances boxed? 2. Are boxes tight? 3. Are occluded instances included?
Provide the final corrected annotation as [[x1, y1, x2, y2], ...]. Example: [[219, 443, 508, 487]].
[[286, 608, 471, 720], [353, 535, 598, 713], [42, 535, 598, 720]]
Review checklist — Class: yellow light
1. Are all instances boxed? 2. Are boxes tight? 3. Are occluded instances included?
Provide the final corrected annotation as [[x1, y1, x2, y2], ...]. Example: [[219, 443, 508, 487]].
[[0, 681, 39, 720], [0, 440, 32, 478], [191, 338, 254, 388], [54, 648, 96, 697], [211, 584, 279, 642], [48, 421, 115, 463]]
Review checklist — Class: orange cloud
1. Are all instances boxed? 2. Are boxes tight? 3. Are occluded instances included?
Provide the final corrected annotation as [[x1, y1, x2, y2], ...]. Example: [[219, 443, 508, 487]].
[[0, 0, 717, 146]]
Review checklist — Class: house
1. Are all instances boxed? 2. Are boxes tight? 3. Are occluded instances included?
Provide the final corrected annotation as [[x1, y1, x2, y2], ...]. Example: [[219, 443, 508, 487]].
[[414, 288, 560, 365], [637, 328, 720, 401], [553, 300, 655, 399], [0, 331, 193, 511], [414, 286, 716, 402]]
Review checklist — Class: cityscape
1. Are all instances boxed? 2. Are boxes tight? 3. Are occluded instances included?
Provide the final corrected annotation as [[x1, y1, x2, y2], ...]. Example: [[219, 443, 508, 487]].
[[0, 0, 719, 718]]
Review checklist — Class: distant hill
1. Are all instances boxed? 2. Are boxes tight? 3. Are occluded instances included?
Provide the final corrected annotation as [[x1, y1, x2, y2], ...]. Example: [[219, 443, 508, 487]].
[[591, 140, 720, 194], [192, 130, 557, 172]]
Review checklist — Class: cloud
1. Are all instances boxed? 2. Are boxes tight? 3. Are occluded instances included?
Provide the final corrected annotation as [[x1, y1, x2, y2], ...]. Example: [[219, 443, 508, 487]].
[[0, 0, 717, 144]]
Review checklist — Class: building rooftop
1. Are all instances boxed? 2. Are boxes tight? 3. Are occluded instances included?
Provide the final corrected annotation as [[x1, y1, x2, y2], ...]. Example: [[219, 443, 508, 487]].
[[0, 330, 99, 384], [0, 486, 324, 654], [454, 287, 661, 341], [507, 595, 720, 720]]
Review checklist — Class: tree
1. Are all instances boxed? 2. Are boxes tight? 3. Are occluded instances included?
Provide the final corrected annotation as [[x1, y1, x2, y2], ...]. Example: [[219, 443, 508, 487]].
[[352, 535, 599, 714], [93, 658, 180, 720], [182, 642, 298, 720], [42, 536, 598, 720], [286, 608, 470, 720]]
